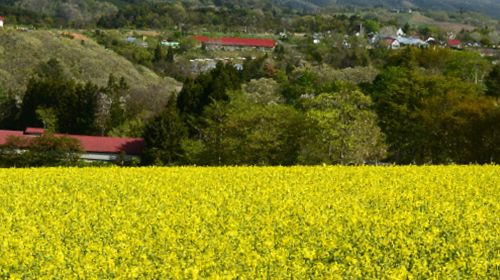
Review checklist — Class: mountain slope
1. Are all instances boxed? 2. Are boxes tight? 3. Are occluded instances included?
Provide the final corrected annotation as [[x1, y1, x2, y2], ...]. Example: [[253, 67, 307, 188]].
[[1, 0, 499, 18], [0, 29, 180, 94], [336, 0, 500, 18]]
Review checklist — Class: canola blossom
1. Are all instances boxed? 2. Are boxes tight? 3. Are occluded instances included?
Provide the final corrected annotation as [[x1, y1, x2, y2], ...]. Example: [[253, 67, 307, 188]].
[[0, 166, 498, 278]]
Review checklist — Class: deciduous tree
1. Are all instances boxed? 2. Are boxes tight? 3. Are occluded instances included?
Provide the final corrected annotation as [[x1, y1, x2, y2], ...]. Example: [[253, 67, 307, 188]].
[[299, 88, 386, 165]]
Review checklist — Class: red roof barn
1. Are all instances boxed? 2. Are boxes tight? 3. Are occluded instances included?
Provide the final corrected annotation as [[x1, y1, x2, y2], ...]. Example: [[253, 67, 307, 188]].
[[0, 128, 145, 162], [60, 134, 144, 155], [447, 39, 462, 48], [193, 35, 277, 49], [0, 129, 24, 142]]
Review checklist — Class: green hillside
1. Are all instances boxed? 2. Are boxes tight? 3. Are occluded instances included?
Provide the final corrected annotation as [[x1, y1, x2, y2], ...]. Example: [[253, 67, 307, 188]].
[[337, 0, 500, 18], [1, 0, 499, 19], [0, 29, 180, 95]]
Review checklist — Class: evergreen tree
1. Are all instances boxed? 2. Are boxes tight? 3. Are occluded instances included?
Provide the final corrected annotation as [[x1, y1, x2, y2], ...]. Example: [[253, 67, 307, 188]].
[[485, 64, 500, 98], [176, 62, 242, 133], [166, 47, 175, 63], [402, 22, 411, 35], [0, 96, 19, 130], [143, 99, 188, 165], [177, 77, 205, 118], [56, 82, 99, 135], [0, 83, 5, 101], [153, 43, 166, 64], [19, 59, 99, 135]]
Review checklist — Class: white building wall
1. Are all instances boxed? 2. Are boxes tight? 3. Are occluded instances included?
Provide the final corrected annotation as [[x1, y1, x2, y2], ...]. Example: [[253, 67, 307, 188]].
[[80, 153, 139, 163]]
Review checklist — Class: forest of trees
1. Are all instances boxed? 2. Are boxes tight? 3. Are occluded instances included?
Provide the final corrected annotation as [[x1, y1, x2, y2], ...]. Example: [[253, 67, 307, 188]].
[[1, 41, 498, 166], [141, 46, 499, 166], [0, 41, 498, 166], [1, 0, 499, 26], [1, 0, 499, 29], [1, 59, 130, 136]]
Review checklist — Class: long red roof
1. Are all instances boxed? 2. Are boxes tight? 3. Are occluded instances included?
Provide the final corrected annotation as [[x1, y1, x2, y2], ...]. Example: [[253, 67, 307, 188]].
[[0, 128, 145, 155], [0, 130, 24, 143], [25, 127, 45, 135], [55, 134, 145, 155], [193, 35, 276, 48]]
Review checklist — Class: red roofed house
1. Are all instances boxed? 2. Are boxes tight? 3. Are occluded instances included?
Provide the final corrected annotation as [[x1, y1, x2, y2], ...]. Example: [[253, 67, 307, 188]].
[[0, 16, 4, 28], [193, 35, 277, 51], [0, 128, 145, 163], [379, 37, 400, 49], [447, 39, 462, 49]]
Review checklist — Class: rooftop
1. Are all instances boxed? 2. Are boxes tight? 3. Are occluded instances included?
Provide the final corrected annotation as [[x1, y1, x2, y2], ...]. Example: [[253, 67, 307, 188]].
[[193, 35, 276, 48], [0, 128, 145, 155], [447, 39, 462, 46]]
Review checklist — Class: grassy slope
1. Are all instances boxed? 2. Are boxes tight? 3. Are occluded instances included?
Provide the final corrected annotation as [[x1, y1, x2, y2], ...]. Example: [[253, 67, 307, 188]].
[[408, 13, 476, 32], [0, 29, 181, 95], [5, 0, 499, 19], [336, 0, 500, 18]]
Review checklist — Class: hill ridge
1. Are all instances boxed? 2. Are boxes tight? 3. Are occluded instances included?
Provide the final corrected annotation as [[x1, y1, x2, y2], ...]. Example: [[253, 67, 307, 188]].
[[0, 0, 499, 19], [0, 29, 180, 95]]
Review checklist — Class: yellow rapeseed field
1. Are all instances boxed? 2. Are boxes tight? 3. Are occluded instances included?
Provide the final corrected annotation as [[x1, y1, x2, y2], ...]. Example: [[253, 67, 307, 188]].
[[0, 166, 498, 279]]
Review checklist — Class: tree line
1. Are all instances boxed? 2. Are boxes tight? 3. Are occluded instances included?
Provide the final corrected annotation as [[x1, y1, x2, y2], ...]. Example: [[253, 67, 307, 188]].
[[143, 47, 499, 165], [0, 1, 463, 37], [0, 46, 498, 166], [0, 58, 130, 136]]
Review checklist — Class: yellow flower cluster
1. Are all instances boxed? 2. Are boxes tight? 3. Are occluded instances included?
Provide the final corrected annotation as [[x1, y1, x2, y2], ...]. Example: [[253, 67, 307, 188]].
[[0, 166, 498, 279]]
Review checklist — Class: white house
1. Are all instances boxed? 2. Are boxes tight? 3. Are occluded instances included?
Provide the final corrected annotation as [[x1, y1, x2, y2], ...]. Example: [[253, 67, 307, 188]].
[[397, 36, 428, 48], [0, 16, 5, 28], [160, 40, 180, 48], [379, 37, 400, 49], [396, 28, 405, 37]]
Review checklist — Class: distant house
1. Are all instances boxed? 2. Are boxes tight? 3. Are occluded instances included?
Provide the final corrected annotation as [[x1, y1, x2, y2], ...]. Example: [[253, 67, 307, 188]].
[[234, 63, 243, 71], [0, 128, 145, 163], [426, 37, 437, 44], [278, 31, 288, 40], [160, 40, 180, 48], [397, 28, 405, 37], [342, 40, 352, 49], [467, 42, 481, 48], [189, 57, 247, 74], [0, 16, 4, 28], [126, 36, 137, 43], [193, 35, 277, 51], [312, 33, 323, 43], [447, 39, 462, 49], [379, 37, 400, 49], [126, 36, 148, 48], [397, 36, 428, 48]]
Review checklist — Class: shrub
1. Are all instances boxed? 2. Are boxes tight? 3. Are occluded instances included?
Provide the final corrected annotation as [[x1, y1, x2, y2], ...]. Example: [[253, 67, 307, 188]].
[[0, 134, 83, 167]]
